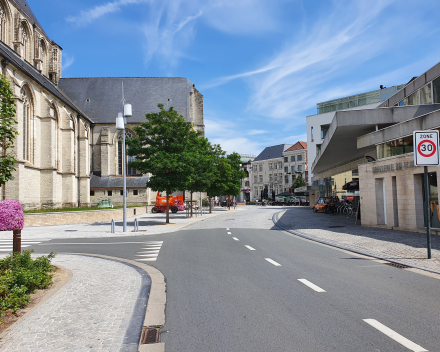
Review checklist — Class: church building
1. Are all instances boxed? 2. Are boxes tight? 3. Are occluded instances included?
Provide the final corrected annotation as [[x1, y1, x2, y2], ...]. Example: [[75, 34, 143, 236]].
[[0, 0, 204, 210]]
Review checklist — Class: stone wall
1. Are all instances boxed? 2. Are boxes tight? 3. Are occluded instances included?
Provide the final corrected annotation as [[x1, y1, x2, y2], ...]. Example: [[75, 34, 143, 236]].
[[359, 153, 440, 232], [24, 206, 150, 227]]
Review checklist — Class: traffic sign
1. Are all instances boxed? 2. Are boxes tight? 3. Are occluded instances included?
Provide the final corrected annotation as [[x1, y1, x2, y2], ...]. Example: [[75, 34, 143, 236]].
[[413, 130, 440, 166]]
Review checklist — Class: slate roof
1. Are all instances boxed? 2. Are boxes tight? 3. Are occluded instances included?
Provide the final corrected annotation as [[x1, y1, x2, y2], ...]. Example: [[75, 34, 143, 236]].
[[12, 0, 46, 36], [284, 141, 307, 152], [58, 77, 195, 124], [90, 175, 150, 189], [0, 41, 90, 122], [253, 144, 293, 162]]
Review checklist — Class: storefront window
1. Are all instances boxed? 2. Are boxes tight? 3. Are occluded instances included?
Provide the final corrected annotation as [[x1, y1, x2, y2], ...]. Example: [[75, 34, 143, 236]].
[[420, 83, 432, 104], [433, 76, 440, 104], [423, 173, 440, 228], [404, 91, 419, 106], [377, 136, 414, 159]]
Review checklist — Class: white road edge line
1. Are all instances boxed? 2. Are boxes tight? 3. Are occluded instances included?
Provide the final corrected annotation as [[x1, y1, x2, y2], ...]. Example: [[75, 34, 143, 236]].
[[265, 258, 281, 266], [363, 319, 428, 352], [232, 237, 239, 241], [298, 279, 326, 293], [244, 245, 256, 251]]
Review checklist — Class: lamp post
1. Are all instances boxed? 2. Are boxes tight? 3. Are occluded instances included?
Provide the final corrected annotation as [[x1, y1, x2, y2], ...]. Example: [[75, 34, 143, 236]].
[[116, 84, 132, 232]]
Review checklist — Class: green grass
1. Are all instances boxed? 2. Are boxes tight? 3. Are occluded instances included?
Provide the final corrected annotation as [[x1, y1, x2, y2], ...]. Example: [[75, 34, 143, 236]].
[[0, 250, 56, 319], [23, 205, 146, 214]]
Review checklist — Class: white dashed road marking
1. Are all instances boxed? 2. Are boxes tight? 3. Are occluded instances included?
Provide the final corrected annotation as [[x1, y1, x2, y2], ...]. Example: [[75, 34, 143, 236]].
[[298, 279, 326, 293], [363, 319, 428, 352], [265, 258, 281, 266], [232, 237, 239, 241], [227, 232, 232, 235], [244, 245, 256, 251], [0, 239, 46, 253]]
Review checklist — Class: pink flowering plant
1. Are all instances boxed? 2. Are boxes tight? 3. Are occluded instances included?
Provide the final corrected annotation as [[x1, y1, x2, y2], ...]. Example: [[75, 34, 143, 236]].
[[0, 200, 24, 231]]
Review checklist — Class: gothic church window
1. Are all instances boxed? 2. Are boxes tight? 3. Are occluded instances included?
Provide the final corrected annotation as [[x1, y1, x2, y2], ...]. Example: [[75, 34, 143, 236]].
[[0, 4, 5, 43], [21, 86, 32, 161], [117, 131, 137, 176], [21, 23, 28, 61]]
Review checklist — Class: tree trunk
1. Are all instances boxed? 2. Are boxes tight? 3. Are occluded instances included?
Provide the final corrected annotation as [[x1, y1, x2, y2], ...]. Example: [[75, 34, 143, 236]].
[[209, 196, 212, 214], [190, 192, 193, 218], [166, 190, 170, 223]]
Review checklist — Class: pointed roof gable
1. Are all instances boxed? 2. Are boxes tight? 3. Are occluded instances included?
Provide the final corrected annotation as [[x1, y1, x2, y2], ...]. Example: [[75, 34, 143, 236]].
[[284, 141, 307, 152], [253, 144, 293, 162], [12, 0, 46, 35]]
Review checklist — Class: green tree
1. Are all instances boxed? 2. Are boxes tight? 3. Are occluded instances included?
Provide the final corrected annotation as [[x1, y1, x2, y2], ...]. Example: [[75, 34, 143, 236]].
[[126, 104, 193, 223], [224, 152, 246, 200], [205, 145, 227, 213], [184, 130, 215, 217], [0, 74, 18, 197], [292, 174, 307, 196]]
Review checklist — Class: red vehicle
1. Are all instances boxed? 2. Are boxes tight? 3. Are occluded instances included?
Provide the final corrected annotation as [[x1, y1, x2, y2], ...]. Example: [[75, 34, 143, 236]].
[[151, 192, 185, 213]]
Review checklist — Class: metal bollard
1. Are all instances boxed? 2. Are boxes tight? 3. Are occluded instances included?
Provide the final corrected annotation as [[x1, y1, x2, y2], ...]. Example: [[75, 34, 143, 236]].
[[134, 218, 139, 232], [111, 219, 115, 233], [13, 229, 21, 254]]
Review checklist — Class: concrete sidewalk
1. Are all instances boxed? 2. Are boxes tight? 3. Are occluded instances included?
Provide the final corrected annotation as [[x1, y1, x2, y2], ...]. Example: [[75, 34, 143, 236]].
[[274, 207, 440, 274]]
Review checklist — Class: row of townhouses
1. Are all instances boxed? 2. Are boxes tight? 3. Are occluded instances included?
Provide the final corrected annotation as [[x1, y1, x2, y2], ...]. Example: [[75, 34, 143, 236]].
[[247, 142, 308, 202]]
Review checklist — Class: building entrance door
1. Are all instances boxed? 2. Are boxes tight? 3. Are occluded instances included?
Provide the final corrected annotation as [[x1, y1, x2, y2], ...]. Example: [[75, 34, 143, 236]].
[[423, 172, 440, 228]]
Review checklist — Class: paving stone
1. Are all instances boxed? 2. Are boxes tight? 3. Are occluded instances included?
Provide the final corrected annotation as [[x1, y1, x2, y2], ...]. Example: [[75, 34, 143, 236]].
[[0, 255, 143, 352]]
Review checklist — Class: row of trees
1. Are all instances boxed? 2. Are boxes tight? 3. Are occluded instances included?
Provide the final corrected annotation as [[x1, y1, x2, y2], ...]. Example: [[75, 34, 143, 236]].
[[127, 104, 246, 223]]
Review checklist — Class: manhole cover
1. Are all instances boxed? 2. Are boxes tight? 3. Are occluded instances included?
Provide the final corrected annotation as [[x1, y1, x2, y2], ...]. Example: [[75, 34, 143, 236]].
[[385, 262, 410, 269], [141, 327, 160, 344], [327, 226, 345, 228]]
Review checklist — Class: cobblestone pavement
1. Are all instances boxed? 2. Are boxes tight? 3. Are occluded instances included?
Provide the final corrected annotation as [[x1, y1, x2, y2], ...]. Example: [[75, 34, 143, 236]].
[[0, 255, 147, 352], [0, 207, 245, 241], [274, 207, 440, 274]]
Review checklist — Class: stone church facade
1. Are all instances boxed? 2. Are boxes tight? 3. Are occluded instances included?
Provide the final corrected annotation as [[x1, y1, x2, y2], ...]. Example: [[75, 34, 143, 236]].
[[0, 0, 204, 210]]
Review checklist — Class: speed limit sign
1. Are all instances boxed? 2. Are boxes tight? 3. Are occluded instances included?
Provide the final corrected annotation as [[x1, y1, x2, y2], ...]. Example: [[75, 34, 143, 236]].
[[413, 130, 439, 166]]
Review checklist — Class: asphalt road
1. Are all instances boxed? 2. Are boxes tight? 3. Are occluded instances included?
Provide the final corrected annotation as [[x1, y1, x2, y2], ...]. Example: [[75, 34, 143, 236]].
[[29, 222, 440, 351]]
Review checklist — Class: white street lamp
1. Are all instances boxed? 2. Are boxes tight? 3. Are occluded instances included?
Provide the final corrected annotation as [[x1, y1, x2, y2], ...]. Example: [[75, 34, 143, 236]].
[[116, 83, 132, 232]]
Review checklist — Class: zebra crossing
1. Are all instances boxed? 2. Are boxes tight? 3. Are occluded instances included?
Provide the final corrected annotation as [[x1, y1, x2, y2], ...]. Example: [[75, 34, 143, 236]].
[[134, 241, 163, 262], [0, 239, 47, 253]]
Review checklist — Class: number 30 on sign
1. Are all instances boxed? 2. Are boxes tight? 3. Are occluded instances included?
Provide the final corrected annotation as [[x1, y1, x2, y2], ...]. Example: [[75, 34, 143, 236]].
[[413, 130, 440, 166]]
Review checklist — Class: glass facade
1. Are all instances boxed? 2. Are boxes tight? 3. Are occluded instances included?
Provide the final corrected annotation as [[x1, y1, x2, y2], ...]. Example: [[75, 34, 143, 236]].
[[376, 136, 414, 159]]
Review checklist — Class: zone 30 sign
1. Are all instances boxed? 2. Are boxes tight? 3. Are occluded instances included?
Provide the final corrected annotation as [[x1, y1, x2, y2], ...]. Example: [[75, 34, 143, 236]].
[[413, 130, 440, 166]]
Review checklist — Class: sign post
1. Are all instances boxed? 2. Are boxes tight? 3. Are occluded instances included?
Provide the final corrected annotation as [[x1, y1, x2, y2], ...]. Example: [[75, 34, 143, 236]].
[[413, 130, 440, 259]]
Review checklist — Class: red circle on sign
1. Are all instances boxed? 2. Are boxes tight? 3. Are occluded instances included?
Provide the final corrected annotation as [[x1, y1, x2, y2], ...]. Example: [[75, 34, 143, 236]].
[[418, 139, 436, 157]]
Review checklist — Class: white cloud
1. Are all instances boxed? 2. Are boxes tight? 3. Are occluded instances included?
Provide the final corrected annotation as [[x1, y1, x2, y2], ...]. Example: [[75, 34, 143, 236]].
[[66, 0, 148, 26], [206, 0, 439, 124], [62, 53, 75, 71], [248, 130, 267, 136]]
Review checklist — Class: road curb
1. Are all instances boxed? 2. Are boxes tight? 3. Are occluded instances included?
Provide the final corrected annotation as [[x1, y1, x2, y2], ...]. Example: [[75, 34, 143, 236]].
[[272, 211, 440, 276], [69, 253, 166, 352]]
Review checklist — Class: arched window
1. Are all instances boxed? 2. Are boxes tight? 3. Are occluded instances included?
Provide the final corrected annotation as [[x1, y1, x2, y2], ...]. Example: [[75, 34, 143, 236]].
[[0, 3, 5, 43], [117, 131, 137, 176], [39, 40, 46, 74], [21, 86, 32, 161], [21, 23, 28, 60]]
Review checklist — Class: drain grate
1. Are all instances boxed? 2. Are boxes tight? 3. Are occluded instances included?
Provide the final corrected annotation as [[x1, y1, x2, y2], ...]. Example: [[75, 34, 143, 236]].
[[141, 327, 160, 344], [328, 226, 345, 228], [385, 262, 410, 269]]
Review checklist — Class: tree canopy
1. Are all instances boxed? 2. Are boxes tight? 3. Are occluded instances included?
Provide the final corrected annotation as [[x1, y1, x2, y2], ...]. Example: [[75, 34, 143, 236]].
[[0, 75, 18, 192], [127, 104, 193, 222]]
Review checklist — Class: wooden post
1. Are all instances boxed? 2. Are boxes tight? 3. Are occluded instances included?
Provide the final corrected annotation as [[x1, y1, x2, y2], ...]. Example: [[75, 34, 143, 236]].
[[13, 229, 21, 254]]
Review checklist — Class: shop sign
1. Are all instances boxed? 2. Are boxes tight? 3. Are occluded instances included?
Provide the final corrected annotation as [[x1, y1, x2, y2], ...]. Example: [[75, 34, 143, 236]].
[[373, 161, 415, 174]]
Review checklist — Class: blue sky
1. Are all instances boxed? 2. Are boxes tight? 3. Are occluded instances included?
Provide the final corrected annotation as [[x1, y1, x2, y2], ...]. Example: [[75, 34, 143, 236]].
[[30, 0, 440, 156]]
